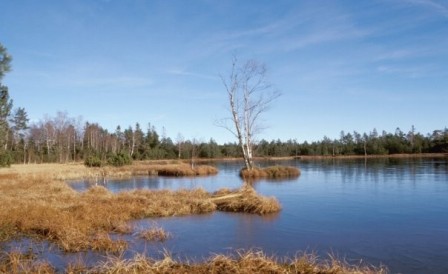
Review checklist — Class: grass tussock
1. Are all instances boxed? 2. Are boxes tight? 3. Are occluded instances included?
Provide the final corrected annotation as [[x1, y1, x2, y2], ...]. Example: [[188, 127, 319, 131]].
[[240, 166, 300, 179], [68, 250, 386, 274], [149, 163, 218, 177], [138, 225, 171, 242], [212, 184, 282, 215], [0, 250, 55, 274]]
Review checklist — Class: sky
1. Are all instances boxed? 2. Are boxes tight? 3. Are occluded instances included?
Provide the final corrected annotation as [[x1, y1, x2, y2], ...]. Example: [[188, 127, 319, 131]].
[[0, 0, 447, 144]]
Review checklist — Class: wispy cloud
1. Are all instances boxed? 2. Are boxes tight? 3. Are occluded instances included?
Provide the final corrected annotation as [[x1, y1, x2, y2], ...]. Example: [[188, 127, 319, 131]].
[[399, 0, 448, 17], [164, 68, 218, 81], [376, 64, 438, 78], [206, 3, 370, 54]]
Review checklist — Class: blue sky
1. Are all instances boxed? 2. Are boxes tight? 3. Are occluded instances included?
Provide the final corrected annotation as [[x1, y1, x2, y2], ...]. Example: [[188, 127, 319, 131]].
[[1, 0, 447, 143]]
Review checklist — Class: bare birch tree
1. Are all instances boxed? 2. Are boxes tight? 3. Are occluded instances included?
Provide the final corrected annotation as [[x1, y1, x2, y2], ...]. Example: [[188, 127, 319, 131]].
[[219, 57, 280, 170]]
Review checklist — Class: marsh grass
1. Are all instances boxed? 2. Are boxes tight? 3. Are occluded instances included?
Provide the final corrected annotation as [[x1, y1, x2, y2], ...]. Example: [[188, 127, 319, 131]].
[[0, 249, 387, 274], [0, 173, 215, 252], [0, 161, 218, 181], [137, 224, 172, 242], [212, 184, 282, 215], [0, 249, 54, 274], [240, 165, 300, 179], [149, 163, 218, 176], [0, 173, 279, 252], [59, 250, 387, 274], [0, 163, 388, 273]]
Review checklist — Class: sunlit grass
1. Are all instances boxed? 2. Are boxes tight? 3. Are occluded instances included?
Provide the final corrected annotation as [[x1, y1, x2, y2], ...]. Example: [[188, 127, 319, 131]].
[[137, 224, 172, 242], [0, 163, 390, 273], [0, 249, 386, 274], [240, 165, 300, 179], [212, 184, 282, 215]]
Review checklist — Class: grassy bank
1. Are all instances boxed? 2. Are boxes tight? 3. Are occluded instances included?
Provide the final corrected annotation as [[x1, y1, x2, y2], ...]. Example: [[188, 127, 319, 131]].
[[0, 161, 218, 181], [0, 249, 387, 274]]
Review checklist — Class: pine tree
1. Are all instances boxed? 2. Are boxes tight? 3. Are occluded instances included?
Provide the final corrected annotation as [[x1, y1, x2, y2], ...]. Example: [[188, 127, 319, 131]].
[[0, 43, 13, 166]]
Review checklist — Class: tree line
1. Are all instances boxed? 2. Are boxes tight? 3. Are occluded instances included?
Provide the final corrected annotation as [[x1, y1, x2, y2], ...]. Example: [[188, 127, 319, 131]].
[[1, 108, 447, 167]]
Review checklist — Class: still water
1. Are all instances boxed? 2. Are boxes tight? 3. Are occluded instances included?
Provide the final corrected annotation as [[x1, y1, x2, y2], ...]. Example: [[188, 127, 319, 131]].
[[71, 157, 448, 273]]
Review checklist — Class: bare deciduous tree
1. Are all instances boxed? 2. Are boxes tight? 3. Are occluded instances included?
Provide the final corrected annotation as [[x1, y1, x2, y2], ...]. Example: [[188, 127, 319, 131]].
[[218, 56, 280, 170]]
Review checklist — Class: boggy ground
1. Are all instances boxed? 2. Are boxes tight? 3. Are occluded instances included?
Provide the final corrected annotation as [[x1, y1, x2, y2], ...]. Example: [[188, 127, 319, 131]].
[[0, 249, 388, 274], [0, 163, 386, 273], [0, 163, 279, 253]]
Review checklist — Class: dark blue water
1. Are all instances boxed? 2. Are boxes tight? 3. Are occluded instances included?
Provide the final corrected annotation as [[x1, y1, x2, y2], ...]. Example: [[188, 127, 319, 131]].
[[70, 157, 448, 273]]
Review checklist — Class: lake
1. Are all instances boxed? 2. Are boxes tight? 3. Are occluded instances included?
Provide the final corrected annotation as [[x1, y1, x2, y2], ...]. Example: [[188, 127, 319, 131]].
[[69, 157, 448, 273]]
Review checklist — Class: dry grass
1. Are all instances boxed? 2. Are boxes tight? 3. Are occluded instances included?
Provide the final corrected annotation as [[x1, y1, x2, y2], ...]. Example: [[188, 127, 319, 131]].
[[0, 250, 55, 274], [150, 163, 219, 176], [0, 161, 218, 181], [0, 249, 388, 274], [212, 184, 282, 215], [0, 174, 215, 252], [240, 166, 300, 179], [138, 225, 172, 242], [58, 250, 387, 274], [0, 172, 282, 253]]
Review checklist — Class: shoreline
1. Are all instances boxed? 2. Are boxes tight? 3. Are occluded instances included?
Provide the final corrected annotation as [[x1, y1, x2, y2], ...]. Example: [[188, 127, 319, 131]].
[[195, 152, 447, 162], [1, 153, 445, 179]]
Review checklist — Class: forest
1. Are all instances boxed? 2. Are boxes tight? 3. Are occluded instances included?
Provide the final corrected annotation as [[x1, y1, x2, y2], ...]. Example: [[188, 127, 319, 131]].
[[0, 110, 447, 167]]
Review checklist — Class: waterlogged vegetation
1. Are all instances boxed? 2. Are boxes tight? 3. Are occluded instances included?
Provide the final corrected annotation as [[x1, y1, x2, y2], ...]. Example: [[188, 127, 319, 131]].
[[240, 165, 301, 179], [0, 249, 387, 274], [0, 251, 387, 274], [0, 162, 390, 273]]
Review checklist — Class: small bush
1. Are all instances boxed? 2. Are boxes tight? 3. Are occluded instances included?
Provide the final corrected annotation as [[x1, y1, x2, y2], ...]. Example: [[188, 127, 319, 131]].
[[107, 152, 133, 167], [84, 155, 102, 167], [0, 151, 12, 168]]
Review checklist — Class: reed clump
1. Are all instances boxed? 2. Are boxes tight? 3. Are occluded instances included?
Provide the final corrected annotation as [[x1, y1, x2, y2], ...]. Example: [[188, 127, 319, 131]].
[[240, 166, 300, 179], [212, 184, 282, 215], [138, 225, 171, 242]]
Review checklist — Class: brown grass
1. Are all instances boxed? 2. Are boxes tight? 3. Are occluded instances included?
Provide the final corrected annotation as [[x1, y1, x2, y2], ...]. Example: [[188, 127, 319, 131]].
[[0, 249, 388, 274], [0, 174, 215, 252], [212, 184, 282, 215], [0, 161, 218, 181], [150, 163, 219, 176], [0, 250, 55, 274], [138, 224, 172, 242], [240, 166, 300, 179], [0, 169, 285, 252], [59, 250, 386, 273]]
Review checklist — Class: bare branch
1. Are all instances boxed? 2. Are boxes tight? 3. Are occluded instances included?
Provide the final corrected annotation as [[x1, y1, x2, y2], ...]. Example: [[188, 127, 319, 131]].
[[218, 56, 280, 170]]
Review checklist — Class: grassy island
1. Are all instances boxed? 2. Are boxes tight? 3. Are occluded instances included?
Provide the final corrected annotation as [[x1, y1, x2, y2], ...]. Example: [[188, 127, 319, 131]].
[[240, 166, 301, 179]]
